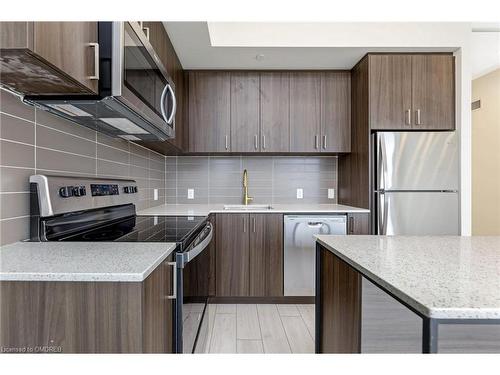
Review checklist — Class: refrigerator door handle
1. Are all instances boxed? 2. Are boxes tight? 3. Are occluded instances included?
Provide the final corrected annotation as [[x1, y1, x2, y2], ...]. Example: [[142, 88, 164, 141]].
[[378, 134, 387, 191], [378, 192, 388, 235]]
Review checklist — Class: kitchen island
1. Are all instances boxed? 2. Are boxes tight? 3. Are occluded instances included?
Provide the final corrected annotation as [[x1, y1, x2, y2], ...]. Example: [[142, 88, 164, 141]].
[[315, 236, 500, 353]]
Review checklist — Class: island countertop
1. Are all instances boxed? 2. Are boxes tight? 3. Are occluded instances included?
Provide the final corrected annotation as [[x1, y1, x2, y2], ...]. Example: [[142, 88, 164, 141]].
[[315, 235, 500, 319], [138, 203, 369, 216], [0, 241, 177, 282]]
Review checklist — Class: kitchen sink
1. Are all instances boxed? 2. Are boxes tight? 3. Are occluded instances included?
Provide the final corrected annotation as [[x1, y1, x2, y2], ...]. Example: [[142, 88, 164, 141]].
[[223, 204, 274, 210]]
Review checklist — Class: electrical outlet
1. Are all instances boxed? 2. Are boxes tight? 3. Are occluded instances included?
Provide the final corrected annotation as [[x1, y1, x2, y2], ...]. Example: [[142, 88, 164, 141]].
[[153, 188, 159, 201], [296, 188, 303, 199], [187, 188, 194, 200], [328, 188, 335, 199]]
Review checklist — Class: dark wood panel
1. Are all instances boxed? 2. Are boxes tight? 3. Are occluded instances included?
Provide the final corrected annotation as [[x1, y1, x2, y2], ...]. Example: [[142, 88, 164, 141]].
[[0, 22, 33, 48], [33, 22, 98, 94], [369, 55, 412, 130], [249, 214, 283, 297], [216, 213, 250, 296], [321, 71, 351, 152], [338, 57, 371, 210], [230, 72, 260, 152], [411, 55, 455, 130], [289, 72, 321, 152], [0, 280, 143, 353], [142, 257, 173, 353], [347, 213, 370, 235], [317, 245, 361, 353], [188, 71, 231, 152], [260, 72, 290, 152]]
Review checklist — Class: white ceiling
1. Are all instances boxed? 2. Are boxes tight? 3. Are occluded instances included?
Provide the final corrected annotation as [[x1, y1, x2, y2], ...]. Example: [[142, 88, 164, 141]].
[[163, 22, 499, 75], [471, 31, 500, 79]]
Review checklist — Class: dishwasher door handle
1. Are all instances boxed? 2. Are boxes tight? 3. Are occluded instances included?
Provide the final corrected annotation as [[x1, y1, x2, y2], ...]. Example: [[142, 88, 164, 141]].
[[307, 222, 324, 228]]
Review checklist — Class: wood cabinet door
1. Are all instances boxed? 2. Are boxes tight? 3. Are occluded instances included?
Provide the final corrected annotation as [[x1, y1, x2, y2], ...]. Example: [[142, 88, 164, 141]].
[[321, 72, 351, 152], [33, 22, 99, 94], [216, 214, 250, 296], [188, 72, 231, 152], [249, 214, 284, 297], [347, 213, 370, 235], [142, 255, 174, 353], [260, 72, 290, 152], [369, 55, 412, 130], [290, 72, 321, 152], [230, 72, 260, 152], [411, 55, 455, 130]]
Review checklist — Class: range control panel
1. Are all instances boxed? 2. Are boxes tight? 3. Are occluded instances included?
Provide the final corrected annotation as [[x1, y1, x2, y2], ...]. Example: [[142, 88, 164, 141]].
[[59, 185, 87, 198], [123, 185, 138, 194], [90, 184, 120, 197]]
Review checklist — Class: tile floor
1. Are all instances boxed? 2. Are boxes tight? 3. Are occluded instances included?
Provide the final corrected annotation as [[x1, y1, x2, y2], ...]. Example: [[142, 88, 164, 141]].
[[200, 304, 315, 354]]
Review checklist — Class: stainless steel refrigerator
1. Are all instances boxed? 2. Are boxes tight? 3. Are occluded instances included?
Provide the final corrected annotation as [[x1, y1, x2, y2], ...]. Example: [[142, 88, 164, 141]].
[[373, 132, 459, 235]]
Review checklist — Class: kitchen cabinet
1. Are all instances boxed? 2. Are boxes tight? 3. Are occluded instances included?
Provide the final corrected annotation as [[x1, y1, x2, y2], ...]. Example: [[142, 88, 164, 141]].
[[249, 214, 284, 297], [289, 72, 322, 152], [411, 55, 455, 130], [188, 71, 231, 152], [0, 22, 99, 95], [0, 255, 175, 353], [216, 213, 250, 296], [230, 72, 260, 152], [347, 213, 370, 235], [260, 72, 290, 152], [321, 72, 351, 152], [369, 54, 455, 130], [215, 213, 284, 297]]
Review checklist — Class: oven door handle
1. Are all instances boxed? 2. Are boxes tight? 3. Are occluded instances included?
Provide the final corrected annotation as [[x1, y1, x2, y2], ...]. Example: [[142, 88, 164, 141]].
[[183, 222, 213, 264]]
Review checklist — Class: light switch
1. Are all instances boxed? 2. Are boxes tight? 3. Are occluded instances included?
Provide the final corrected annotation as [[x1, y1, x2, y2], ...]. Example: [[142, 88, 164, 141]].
[[153, 188, 159, 201], [187, 189, 194, 199], [328, 188, 335, 199], [296, 188, 303, 199]]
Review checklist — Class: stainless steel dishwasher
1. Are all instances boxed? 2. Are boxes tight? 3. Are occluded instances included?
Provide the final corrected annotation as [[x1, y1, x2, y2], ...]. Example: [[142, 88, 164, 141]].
[[284, 215, 347, 296]]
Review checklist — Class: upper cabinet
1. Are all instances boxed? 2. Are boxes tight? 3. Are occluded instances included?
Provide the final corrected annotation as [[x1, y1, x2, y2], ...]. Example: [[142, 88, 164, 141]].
[[0, 22, 99, 95], [231, 72, 260, 152], [321, 72, 351, 152], [187, 71, 351, 154], [369, 54, 455, 130], [260, 72, 290, 152], [289, 72, 322, 152], [188, 71, 231, 152]]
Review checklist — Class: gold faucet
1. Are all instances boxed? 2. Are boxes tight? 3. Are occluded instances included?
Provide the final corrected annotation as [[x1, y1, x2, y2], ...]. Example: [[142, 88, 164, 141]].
[[242, 169, 253, 205]]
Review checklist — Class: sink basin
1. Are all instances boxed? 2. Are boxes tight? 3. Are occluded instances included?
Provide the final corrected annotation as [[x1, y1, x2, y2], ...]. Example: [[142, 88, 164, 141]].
[[223, 204, 274, 211]]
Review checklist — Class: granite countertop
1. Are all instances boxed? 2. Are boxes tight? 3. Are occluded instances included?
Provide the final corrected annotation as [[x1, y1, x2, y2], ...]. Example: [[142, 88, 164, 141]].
[[315, 235, 500, 320], [138, 203, 370, 216], [0, 241, 177, 282]]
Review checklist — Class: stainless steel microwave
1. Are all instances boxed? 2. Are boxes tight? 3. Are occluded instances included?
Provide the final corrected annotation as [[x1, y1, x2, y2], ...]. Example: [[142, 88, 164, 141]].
[[24, 22, 176, 141]]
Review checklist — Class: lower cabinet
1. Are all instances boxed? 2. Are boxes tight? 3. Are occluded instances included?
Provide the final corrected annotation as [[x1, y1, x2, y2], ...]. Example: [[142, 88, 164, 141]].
[[0, 255, 174, 353], [347, 213, 370, 234], [216, 213, 283, 297]]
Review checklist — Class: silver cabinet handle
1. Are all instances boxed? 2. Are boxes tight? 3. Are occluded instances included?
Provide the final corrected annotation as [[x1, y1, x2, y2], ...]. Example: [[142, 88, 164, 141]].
[[315, 135, 319, 149], [405, 109, 411, 125], [87, 42, 99, 80], [415, 109, 421, 125], [166, 261, 177, 300], [225, 135, 229, 150], [243, 216, 246, 233], [262, 134, 266, 150], [349, 216, 354, 234], [142, 26, 150, 40], [254, 134, 258, 150], [253, 216, 256, 232], [322, 135, 327, 150]]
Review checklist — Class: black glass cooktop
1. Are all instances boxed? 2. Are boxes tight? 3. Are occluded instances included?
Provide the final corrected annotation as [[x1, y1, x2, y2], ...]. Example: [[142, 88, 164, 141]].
[[60, 215, 207, 245]]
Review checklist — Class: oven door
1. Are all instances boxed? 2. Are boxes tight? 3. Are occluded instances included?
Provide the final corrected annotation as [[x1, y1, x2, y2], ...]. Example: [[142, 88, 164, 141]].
[[175, 222, 213, 353], [112, 22, 176, 139]]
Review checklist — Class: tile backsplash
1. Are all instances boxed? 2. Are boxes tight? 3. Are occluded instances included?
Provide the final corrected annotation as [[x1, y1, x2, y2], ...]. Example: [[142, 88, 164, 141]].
[[165, 156, 338, 205], [0, 90, 166, 245]]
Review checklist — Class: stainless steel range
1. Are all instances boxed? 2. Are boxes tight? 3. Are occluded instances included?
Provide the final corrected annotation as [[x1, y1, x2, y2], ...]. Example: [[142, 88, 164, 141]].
[[29, 174, 212, 353]]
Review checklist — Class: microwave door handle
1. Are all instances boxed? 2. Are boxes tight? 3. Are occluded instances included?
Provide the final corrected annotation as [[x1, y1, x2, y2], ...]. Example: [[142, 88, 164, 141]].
[[160, 84, 169, 123], [165, 84, 177, 125]]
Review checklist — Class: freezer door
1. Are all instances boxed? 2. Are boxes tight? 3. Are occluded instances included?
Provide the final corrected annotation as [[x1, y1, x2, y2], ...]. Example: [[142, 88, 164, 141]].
[[377, 191, 459, 235], [284, 215, 347, 296], [377, 132, 459, 191]]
